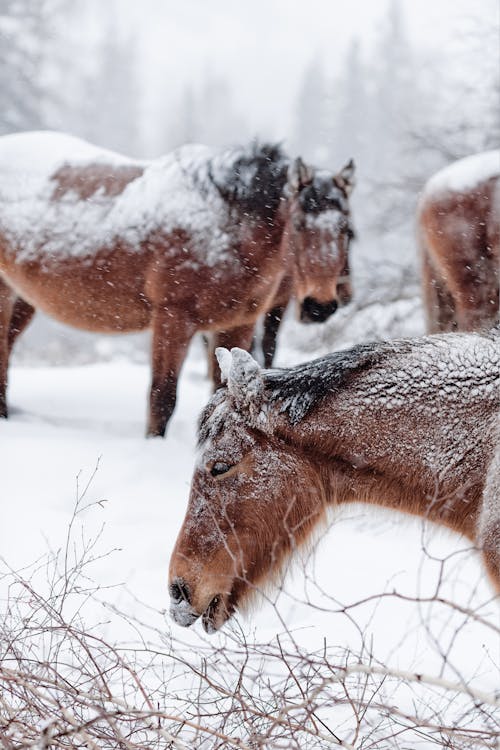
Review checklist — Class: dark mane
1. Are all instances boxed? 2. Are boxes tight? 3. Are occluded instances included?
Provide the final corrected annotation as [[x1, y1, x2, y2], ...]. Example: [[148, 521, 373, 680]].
[[263, 341, 409, 424], [298, 172, 349, 215], [207, 142, 289, 224]]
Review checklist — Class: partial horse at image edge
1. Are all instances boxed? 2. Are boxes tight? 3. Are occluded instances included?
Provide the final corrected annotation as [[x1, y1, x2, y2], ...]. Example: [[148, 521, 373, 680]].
[[169, 327, 500, 633], [418, 150, 500, 333]]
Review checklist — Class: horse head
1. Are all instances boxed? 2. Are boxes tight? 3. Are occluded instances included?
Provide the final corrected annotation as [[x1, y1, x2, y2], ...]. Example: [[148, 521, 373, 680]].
[[285, 157, 356, 323], [169, 347, 325, 632]]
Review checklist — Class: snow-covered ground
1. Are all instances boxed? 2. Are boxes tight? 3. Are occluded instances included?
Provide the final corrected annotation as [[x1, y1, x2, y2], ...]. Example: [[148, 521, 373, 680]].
[[1, 311, 498, 747]]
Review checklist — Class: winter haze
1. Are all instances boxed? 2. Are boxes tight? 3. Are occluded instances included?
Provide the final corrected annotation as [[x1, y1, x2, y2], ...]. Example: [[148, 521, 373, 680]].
[[0, 0, 499, 747]]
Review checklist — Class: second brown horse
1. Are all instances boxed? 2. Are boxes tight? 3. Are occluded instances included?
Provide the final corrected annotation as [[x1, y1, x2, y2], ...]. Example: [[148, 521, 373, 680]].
[[0, 132, 355, 435], [419, 150, 499, 333]]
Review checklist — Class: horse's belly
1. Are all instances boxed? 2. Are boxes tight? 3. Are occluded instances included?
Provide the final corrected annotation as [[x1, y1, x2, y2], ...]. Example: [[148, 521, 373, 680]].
[[1, 256, 152, 334], [34, 292, 151, 333]]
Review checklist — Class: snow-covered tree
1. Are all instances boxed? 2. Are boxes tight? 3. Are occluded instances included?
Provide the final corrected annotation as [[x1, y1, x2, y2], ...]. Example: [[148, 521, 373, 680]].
[[0, 0, 56, 133], [78, 25, 142, 156], [293, 57, 330, 164], [159, 72, 248, 153], [329, 39, 368, 169]]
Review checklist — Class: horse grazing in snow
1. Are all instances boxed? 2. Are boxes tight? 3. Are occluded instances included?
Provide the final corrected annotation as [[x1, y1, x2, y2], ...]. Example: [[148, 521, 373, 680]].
[[169, 329, 500, 632], [418, 150, 499, 334], [0, 131, 355, 436]]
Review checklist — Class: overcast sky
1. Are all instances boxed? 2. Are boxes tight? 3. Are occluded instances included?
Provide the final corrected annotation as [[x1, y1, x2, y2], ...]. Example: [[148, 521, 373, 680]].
[[81, 0, 498, 146]]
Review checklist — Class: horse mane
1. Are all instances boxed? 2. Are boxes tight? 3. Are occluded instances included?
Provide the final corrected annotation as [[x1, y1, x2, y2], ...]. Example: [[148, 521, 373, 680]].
[[198, 341, 407, 444], [263, 341, 411, 424], [205, 142, 289, 224], [199, 329, 499, 440]]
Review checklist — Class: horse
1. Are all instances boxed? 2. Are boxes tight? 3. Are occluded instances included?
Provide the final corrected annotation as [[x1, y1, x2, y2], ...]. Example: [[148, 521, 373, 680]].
[[418, 150, 499, 334], [0, 131, 355, 435], [257, 220, 355, 368], [169, 328, 500, 632], [204, 209, 355, 376]]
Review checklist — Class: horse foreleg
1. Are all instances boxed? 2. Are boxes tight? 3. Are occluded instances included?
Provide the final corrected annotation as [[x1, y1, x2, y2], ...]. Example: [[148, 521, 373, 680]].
[[8, 297, 35, 354], [148, 309, 195, 438], [210, 324, 256, 389], [0, 281, 17, 418], [202, 332, 216, 381], [262, 304, 286, 369]]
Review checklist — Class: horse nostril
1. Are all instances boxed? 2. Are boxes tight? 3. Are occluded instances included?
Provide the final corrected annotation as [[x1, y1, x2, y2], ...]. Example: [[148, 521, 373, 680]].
[[301, 297, 338, 322], [170, 579, 191, 605]]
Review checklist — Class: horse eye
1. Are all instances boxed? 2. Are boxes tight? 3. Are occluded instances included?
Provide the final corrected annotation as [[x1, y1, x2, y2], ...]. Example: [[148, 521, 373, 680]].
[[210, 462, 233, 477]]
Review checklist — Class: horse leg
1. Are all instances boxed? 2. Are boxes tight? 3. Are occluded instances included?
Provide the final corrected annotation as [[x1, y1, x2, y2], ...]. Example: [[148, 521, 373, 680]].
[[453, 252, 499, 332], [8, 297, 35, 354], [421, 249, 456, 333], [0, 281, 16, 418], [148, 309, 195, 438], [203, 332, 216, 381], [262, 304, 287, 368], [210, 324, 256, 389]]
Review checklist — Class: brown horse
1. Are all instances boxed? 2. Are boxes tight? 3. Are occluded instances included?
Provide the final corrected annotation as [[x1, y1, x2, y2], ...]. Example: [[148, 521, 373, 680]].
[[0, 131, 355, 435], [258, 219, 355, 368], [204, 235, 354, 378], [419, 150, 499, 333], [205, 161, 356, 374], [169, 328, 500, 632]]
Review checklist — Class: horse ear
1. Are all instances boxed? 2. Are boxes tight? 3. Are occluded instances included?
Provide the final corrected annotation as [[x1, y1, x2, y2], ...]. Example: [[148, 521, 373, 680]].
[[288, 157, 314, 193], [334, 158, 355, 196], [215, 347, 266, 421]]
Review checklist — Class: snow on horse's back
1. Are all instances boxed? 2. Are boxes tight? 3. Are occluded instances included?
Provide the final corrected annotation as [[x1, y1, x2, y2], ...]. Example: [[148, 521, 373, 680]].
[[0, 131, 355, 436]]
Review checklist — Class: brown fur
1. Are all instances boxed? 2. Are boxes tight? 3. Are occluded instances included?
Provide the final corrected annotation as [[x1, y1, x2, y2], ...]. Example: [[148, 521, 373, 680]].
[[0, 138, 354, 436], [50, 163, 144, 201], [258, 235, 354, 368], [169, 331, 499, 632], [419, 165, 499, 333]]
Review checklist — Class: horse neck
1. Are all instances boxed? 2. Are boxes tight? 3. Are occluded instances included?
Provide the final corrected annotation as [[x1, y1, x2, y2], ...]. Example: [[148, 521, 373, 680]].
[[234, 204, 289, 282], [271, 374, 488, 538]]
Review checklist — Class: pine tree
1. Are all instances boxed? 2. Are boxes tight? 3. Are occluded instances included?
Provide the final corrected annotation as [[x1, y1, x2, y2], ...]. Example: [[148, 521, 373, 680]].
[[79, 25, 142, 156], [330, 39, 367, 168], [293, 57, 329, 164], [0, 0, 54, 133]]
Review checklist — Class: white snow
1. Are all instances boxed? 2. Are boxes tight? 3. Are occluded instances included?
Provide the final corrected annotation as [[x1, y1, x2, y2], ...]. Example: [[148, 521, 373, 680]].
[[0, 130, 137, 174], [424, 149, 500, 197], [0, 281, 497, 747], [0, 131, 235, 267], [1, 336, 497, 713], [305, 208, 343, 233]]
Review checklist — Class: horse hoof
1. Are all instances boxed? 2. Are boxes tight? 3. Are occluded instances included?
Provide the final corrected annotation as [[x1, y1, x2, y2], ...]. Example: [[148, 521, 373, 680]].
[[146, 428, 166, 439]]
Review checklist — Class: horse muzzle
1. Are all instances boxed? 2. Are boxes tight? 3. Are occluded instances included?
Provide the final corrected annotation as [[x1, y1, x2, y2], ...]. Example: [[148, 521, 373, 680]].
[[169, 578, 230, 633], [300, 297, 338, 324]]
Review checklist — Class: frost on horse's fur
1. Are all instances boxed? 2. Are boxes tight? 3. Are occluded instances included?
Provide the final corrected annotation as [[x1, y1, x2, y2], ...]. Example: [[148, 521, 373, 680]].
[[0, 132, 286, 267], [171, 327, 500, 633], [423, 149, 500, 197]]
